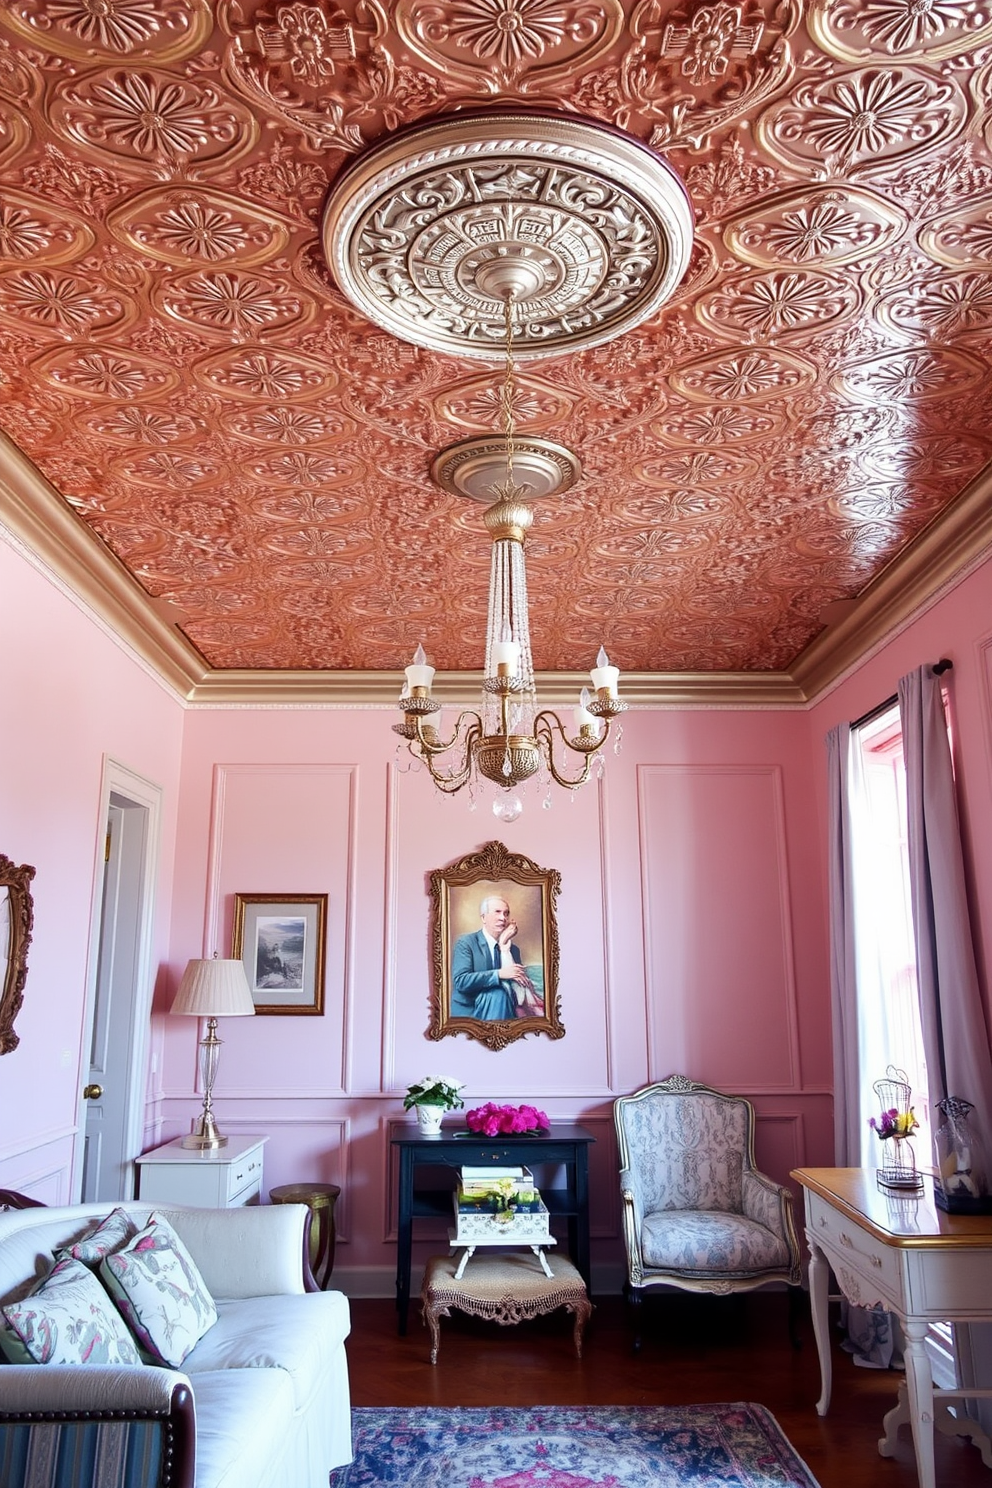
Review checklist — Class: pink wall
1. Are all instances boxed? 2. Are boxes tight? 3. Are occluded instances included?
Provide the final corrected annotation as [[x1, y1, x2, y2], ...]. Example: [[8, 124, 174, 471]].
[[5, 515, 989, 1296], [162, 701, 832, 1292], [0, 535, 183, 1200]]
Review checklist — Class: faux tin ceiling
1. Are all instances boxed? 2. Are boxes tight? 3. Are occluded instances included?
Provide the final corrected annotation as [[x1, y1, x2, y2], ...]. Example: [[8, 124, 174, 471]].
[[0, 0, 991, 684]]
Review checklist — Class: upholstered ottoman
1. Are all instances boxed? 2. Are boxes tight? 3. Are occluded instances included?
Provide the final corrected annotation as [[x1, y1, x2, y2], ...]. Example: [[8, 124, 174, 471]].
[[420, 1251, 592, 1363]]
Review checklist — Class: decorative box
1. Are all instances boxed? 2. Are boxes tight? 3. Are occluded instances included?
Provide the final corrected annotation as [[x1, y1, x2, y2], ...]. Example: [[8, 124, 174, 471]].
[[451, 1192, 552, 1244]]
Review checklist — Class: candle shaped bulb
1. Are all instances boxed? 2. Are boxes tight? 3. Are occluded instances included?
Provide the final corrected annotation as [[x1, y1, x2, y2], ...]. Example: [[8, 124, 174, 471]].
[[574, 685, 598, 734], [590, 645, 620, 697], [490, 635, 520, 676], [405, 642, 435, 692]]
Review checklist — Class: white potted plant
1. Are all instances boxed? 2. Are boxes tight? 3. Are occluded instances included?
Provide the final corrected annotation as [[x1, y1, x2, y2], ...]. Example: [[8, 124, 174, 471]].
[[404, 1075, 465, 1136]]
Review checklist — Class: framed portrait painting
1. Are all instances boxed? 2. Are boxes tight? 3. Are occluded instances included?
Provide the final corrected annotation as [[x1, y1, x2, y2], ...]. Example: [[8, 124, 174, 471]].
[[232, 893, 326, 1015], [429, 840, 563, 1051]]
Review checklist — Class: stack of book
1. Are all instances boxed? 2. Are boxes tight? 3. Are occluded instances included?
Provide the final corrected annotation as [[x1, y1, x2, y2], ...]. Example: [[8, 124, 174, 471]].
[[452, 1166, 552, 1244]]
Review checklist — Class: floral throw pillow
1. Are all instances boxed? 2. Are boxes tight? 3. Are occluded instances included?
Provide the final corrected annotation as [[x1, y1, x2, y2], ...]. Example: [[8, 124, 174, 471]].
[[100, 1213, 217, 1368], [0, 1257, 142, 1365], [55, 1207, 136, 1266]]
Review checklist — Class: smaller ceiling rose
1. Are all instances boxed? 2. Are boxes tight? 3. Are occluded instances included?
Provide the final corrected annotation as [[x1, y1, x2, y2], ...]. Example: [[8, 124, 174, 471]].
[[430, 435, 581, 502], [323, 112, 694, 362]]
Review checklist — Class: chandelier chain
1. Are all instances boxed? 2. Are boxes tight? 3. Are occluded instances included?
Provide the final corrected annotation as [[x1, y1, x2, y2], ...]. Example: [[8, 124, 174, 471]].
[[500, 296, 516, 483]]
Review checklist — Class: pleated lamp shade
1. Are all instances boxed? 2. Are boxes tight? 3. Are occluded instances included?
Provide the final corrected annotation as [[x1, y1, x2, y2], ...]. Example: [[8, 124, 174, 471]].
[[171, 958, 255, 1018]]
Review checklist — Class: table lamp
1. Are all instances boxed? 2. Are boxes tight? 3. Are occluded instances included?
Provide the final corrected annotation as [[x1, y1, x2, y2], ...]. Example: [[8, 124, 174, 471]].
[[170, 956, 255, 1150]]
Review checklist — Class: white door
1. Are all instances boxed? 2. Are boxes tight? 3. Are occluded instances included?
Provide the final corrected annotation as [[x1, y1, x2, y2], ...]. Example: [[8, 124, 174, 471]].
[[81, 768, 160, 1202]]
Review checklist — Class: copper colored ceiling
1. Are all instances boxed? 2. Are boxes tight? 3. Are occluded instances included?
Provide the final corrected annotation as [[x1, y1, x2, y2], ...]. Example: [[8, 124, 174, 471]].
[[1, 0, 991, 679]]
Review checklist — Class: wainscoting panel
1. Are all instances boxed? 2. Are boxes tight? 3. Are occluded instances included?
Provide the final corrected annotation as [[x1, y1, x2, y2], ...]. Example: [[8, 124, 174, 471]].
[[637, 764, 801, 1094]]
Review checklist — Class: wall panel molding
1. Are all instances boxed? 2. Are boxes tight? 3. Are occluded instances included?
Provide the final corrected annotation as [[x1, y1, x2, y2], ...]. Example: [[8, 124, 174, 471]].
[[638, 764, 801, 1092]]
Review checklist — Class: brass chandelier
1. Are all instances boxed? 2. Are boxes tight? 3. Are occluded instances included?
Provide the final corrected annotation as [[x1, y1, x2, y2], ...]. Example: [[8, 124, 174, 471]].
[[393, 292, 626, 813], [322, 111, 693, 815]]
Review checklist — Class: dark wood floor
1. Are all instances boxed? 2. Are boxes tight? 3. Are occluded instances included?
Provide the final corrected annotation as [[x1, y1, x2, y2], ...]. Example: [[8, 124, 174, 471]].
[[346, 1290, 990, 1488]]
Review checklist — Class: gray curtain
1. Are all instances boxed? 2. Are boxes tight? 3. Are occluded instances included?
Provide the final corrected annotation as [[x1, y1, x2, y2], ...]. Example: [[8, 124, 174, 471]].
[[898, 665, 992, 1145]]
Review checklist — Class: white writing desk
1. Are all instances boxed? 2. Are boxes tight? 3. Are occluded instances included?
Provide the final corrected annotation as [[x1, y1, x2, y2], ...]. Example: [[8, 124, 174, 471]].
[[793, 1167, 992, 1488]]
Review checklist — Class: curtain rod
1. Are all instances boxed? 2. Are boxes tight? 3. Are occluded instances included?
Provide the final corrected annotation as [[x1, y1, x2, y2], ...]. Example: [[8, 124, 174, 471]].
[[850, 659, 953, 732]]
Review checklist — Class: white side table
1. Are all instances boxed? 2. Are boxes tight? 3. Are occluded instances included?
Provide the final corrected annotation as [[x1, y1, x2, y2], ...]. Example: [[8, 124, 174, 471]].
[[136, 1134, 266, 1207]]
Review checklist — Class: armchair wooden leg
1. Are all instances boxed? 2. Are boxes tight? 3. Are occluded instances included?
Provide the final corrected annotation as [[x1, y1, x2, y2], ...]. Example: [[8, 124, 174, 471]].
[[627, 1285, 644, 1352], [788, 1284, 804, 1351]]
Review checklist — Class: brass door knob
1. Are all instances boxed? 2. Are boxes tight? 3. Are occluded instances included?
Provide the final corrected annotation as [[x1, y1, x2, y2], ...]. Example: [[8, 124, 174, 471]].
[[83, 1084, 103, 1099]]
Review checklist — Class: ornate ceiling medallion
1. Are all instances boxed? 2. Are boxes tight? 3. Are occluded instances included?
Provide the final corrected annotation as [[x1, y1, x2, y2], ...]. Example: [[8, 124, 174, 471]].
[[431, 435, 581, 502], [323, 111, 694, 361]]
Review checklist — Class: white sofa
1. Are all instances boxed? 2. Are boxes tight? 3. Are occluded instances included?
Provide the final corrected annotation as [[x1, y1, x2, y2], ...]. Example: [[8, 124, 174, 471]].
[[0, 1199, 352, 1488]]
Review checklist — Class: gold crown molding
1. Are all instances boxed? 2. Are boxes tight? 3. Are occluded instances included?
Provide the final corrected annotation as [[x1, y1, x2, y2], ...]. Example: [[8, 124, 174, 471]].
[[791, 460, 992, 702], [181, 669, 807, 708], [0, 429, 209, 700]]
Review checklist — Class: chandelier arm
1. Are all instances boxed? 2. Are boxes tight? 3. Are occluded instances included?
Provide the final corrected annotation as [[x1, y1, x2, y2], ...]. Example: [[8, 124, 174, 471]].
[[533, 710, 609, 790], [411, 716, 482, 794], [413, 710, 483, 757]]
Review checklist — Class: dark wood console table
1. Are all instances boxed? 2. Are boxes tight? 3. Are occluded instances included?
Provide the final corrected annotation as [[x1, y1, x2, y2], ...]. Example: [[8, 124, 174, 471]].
[[391, 1123, 596, 1335]]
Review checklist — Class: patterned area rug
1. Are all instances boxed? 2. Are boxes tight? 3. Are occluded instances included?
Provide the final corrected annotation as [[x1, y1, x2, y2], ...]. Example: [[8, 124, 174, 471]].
[[329, 1403, 821, 1487]]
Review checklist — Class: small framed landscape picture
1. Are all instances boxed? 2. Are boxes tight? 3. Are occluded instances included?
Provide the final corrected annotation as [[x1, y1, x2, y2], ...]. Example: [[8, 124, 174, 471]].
[[232, 893, 327, 1016]]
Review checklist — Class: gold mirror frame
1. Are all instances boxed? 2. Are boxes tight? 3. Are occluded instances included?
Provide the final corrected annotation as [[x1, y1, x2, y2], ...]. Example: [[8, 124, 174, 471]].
[[429, 839, 563, 1051], [0, 854, 36, 1055]]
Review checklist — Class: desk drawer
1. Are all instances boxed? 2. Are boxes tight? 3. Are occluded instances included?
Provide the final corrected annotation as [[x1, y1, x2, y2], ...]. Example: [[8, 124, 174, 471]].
[[807, 1192, 902, 1307]]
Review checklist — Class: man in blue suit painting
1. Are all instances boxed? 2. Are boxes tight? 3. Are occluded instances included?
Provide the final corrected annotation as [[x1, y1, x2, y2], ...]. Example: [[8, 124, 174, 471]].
[[451, 894, 542, 1021]]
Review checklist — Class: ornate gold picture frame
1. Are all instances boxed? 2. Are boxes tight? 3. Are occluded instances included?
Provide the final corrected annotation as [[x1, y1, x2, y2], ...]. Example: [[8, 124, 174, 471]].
[[429, 840, 563, 1051], [232, 893, 327, 1015], [0, 854, 35, 1055]]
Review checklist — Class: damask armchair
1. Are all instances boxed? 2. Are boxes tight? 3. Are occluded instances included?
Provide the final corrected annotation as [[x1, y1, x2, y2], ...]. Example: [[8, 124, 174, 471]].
[[614, 1075, 802, 1347]]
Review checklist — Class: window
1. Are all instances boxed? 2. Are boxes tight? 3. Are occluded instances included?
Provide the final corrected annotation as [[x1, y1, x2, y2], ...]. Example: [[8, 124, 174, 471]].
[[850, 703, 931, 1168]]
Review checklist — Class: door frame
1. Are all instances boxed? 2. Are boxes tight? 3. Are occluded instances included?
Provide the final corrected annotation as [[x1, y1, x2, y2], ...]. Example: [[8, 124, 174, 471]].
[[74, 756, 163, 1201]]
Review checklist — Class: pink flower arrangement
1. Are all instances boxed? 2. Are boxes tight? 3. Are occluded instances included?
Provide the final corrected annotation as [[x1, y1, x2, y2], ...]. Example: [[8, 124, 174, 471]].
[[465, 1102, 550, 1136]]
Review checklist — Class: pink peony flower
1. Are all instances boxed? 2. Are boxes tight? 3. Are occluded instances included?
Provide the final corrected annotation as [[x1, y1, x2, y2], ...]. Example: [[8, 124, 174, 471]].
[[465, 1102, 550, 1135]]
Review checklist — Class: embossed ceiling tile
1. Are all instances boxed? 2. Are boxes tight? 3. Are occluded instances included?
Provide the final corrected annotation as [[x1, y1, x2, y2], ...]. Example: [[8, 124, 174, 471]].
[[193, 344, 337, 401], [108, 447, 226, 488], [46, 66, 258, 177], [670, 345, 817, 402], [0, 97, 30, 171], [219, 403, 356, 446], [861, 431, 992, 481], [0, 266, 137, 338], [808, 0, 992, 64], [242, 448, 360, 488], [875, 270, 992, 339], [249, 491, 366, 524], [77, 402, 202, 445], [219, 0, 447, 156], [107, 186, 292, 266], [918, 193, 992, 268], [757, 66, 966, 181], [632, 447, 759, 486], [0, 0, 214, 62], [436, 372, 576, 434], [31, 342, 180, 400], [152, 266, 315, 341], [694, 266, 860, 343], [627, 0, 800, 152], [725, 184, 906, 269], [833, 344, 988, 402], [828, 481, 949, 522], [0, 186, 96, 265], [592, 525, 719, 561], [394, 0, 624, 94], [650, 401, 785, 447]]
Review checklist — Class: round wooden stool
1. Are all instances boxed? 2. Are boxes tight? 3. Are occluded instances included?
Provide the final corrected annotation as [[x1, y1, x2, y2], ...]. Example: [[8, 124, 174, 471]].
[[269, 1182, 341, 1289]]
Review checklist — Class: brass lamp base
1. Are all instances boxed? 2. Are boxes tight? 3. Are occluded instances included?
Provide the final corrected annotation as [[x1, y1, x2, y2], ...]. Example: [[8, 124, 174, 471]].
[[181, 1112, 228, 1150]]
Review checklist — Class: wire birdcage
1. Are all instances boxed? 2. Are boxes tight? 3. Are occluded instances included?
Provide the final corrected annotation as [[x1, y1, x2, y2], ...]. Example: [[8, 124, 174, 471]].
[[871, 1065, 924, 1193]]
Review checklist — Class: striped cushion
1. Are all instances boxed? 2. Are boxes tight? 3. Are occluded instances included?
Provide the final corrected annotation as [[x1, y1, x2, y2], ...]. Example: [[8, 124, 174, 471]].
[[0, 1420, 167, 1488]]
